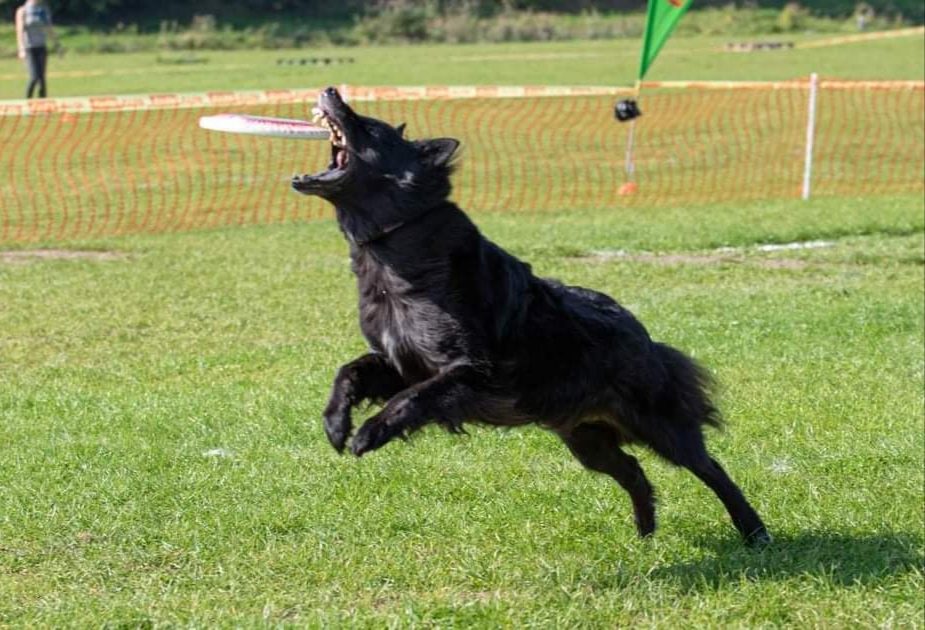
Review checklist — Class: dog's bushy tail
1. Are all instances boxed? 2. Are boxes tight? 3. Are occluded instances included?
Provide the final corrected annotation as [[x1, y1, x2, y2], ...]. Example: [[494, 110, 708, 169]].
[[653, 342, 723, 430]]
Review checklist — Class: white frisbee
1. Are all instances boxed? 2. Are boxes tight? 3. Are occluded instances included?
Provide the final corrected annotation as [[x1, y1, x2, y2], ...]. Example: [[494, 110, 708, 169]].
[[198, 113, 329, 140]]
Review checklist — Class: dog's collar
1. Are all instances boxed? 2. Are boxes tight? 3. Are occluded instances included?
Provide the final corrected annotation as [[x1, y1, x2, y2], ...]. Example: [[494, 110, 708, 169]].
[[354, 205, 442, 247]]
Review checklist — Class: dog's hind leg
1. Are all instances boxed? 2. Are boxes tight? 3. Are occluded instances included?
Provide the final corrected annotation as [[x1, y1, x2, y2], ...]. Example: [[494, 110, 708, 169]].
[[559, 423, 657, 538], [644, 424, 770, 546], [324, 353, 406, 452], [684, 451, 771, 546], [350, 365, 484, 457]]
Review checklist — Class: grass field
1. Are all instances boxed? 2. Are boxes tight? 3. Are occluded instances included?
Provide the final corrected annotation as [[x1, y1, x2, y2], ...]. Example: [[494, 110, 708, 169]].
[[0, 32, 923, 99], [1, 31, 924, 628], [1, 196, 923, 626]]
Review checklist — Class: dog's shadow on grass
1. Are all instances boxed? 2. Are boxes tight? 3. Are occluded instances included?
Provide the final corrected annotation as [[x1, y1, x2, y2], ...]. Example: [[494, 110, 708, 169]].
[[637, 531, 924, 591]]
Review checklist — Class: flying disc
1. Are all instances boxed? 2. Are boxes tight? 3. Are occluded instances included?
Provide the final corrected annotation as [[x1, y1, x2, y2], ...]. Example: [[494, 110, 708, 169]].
[[198, 113, 329, 140]]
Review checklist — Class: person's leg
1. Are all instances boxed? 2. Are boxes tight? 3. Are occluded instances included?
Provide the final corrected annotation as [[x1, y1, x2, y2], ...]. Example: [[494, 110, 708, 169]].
[[36, 47, 48, 98], [25, 48, 40, 99]]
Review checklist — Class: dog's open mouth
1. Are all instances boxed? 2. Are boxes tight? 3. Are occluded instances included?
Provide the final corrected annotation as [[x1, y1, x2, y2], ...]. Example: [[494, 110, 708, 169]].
[[292, 87, 355, 195], [312, 105, 349, 170]]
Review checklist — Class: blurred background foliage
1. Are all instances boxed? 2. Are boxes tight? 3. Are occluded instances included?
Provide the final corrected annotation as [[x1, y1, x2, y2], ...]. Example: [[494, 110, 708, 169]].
[[1, 0, 920, 24], [0, 0, 919, 53]]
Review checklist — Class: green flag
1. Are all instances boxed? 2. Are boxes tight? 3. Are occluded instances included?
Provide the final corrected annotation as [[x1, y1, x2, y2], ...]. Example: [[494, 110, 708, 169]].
[[638, 0, 693, 80]]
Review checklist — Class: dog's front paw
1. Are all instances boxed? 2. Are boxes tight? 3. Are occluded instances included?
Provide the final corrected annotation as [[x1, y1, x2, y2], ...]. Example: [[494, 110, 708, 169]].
[[323, 409, 352, 453], [350, 417, 397, 457]]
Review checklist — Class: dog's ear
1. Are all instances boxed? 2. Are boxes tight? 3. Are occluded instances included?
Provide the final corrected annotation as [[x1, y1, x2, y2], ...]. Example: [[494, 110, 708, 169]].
[[415, 138, 460, 168], [396, 123, 407, 138]]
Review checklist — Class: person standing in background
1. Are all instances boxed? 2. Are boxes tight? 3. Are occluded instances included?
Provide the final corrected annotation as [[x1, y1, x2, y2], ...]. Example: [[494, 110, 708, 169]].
[[15, 0, 56, 99]]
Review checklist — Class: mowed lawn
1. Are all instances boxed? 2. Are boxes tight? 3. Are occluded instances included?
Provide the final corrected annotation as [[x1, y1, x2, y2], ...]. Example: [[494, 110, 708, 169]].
[[1, 195, 923, 626], [1, 30, 924, 627], [0, 32, 923, 99]]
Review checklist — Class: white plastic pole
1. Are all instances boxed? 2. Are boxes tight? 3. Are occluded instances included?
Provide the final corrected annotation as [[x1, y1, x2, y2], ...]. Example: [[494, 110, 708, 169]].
[[624, 118, 637, 178], [623, 79, 642, 181], [802, 73, 819, 200]]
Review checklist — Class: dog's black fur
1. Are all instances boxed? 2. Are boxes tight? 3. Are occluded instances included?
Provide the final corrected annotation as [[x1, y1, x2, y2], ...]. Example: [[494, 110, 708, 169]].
[[293, 87, 770, 544]]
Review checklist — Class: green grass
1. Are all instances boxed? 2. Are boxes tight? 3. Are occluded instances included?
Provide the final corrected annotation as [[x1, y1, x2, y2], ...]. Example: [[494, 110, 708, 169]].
[[0, 25, 923, 627], [1, 196, 923, 626], [0, 33, 923, 99]]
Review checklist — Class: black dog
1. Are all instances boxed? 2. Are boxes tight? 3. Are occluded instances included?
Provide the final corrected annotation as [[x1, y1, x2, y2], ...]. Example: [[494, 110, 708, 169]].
[[293, 87, 770, 545]]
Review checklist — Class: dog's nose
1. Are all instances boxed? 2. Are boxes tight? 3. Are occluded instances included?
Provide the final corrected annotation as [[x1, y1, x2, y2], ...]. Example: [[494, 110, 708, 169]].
[[324, 86, 339, 98]]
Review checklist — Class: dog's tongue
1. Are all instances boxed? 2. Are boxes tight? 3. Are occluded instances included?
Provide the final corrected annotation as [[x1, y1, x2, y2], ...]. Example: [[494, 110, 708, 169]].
[[336, 150, 347, 169]]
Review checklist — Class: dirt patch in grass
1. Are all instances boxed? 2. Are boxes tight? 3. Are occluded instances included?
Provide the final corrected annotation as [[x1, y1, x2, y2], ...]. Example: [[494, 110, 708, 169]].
[[575, 240, 837, 268], [370, 588, 512, 612], [579, 250, 809, 269], [0, 249, 128, 264]]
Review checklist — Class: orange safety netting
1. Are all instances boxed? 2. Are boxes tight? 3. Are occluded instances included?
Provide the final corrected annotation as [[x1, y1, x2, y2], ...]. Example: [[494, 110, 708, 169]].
[[0, 81, 922, 244]]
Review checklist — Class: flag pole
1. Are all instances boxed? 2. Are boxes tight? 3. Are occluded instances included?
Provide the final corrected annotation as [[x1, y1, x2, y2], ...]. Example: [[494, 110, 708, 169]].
[[624, 79, 642, 182], [623, 0, 692, 190]]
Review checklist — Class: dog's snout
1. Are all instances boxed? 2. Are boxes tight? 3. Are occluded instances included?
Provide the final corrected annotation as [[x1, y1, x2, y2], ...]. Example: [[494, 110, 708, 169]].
[[320, 87, 344, 110]]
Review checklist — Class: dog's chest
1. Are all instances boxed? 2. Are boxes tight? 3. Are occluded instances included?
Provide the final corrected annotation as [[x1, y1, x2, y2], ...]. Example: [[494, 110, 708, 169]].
[[354, 258, 458, 379]]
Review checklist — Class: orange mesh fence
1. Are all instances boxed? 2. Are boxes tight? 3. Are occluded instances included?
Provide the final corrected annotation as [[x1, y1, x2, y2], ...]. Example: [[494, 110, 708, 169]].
[[0, 81, 922, 244]]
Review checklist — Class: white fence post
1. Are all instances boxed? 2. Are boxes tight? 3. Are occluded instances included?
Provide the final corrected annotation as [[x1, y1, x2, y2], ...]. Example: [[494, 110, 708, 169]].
[[802, 73, 819, 200]]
